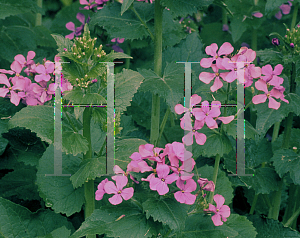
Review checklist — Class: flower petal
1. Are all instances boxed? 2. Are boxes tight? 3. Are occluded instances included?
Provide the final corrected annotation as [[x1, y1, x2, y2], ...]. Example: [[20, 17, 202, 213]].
[[194, 132, 207, 145], [214, 194, 225, 209], [104, 181, 118, 194], [255, 79, 268, 93], [205, 43, 218, 57], [66, 22, 75, 31], [268, 96, 280, 110], [108, 194, 123, 205], [218, 42, 234, 56], [121, 187, 134, 200], [252, 94, 267, 104], [211, 213, 223, 226], [199, 72, 215, 84]]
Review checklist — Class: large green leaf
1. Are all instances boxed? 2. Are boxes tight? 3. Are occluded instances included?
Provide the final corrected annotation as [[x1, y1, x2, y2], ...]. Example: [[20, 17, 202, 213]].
[[36, 144, 85, 216], [271, 149, 300, 185], [138, 62, 184, 114], [271, 128, 300, 153], [197, 164, 234, 205], [8, 105, 89, 156], [89, 2, 154, 40], [69, 203, 159, 238], [248, 214, 300, 238], [265, 0, 287, 14], [63, 89, 107, 105], [115, 69, 145, 114], [37, 226, 71, 238], [230, 15, 247, 43], [0, 0, 44, 20], [0, 120, 8, 155], [255, 93, 300, 136], [161, 0, 213, 18], [70, 156, 106, 189], [0, 166, 39, 200], [0, 197, 74, 237], [142, 197, 189, 231], [181, 213, 257, 238]]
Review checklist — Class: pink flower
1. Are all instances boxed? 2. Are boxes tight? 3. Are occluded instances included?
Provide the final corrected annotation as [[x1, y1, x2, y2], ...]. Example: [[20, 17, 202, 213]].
[[205, 194, 230, 226], [261, 64, 284, 87], [197, 178, 215, 192], [193, 100, 220, 129], [33, 81, 56, 103], [275, 1, 292, 19], [0, 74, 25, 106], [138, 144, 164, 163], [128, 151, 152, 173], [34, 62, 54, 82], [222, 55, 247, 84], [175, 94, 202, 118], [111, 165, 139, 184], [95, 178, 109, 200], [65, 13, 90, 39], [149, 164, 178, 195], [170, 157, 195, 180], [180, 114, 207, 146], [199, 65, 229, 92], [252, 79, 282, 109], [200, 42, 234, 69], [252, 12, 263, 18], [174, 178, 197, 204], [104, 176, 134, 205], [14, 51, 35, 68], [162, 142, 193, 167], [17, 77, 40, 106]]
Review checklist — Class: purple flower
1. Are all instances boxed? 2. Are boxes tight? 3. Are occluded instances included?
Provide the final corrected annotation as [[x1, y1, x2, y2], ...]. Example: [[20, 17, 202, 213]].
[[111, 38, 125, 53], [65, 13, 90, 40], [272, 38, 280, 46], [290, 43, 294, 48], [275, 1, 293, 19]]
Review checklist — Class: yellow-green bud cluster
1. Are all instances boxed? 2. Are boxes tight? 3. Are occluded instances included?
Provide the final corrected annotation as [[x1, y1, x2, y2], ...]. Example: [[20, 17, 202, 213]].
[[283, 25, 300, 54]]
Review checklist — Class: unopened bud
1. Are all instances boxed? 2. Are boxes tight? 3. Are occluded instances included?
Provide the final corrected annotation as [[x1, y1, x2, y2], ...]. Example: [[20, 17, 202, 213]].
[[251, 86, 255, 94], [290, 43, 295, 48], [293, 147, 297, 153], [272, 38, 280, 46]]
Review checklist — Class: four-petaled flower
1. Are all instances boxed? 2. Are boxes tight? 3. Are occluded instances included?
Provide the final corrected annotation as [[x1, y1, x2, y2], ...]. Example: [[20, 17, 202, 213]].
[[174, 178, 197, 205], [104, 176, 134, 205], [205, 194, 230, 226]]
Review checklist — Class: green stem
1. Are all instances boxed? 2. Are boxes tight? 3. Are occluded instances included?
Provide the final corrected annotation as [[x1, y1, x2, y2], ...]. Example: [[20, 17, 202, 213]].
[[131, 6, 155, 41], [36, 0, 42, 26], [268, 179, 283, 220], [284, 206, 300, 227], [83, 107, 95, 238], [271, 122, 280, 143], [209, 154, 221, 204], [222, 7, 227, 26], [156, 107, 170, 147], [125, 42, 131, 69], [291, 2, 299, 29], [249, 194, 259, 215], [282, 185, 300, 229], [235, 100, 252, 118], [150, 0, 163, 146]]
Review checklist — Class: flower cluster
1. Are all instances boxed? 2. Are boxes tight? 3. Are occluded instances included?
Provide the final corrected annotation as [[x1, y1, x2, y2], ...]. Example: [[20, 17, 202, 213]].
[[95, 140, 230, 226], [275, 0, 293, 20], [175, 94, 234, 146], [79, 0, 109, 11], [0, 51, 72, 106], [199, 42, 289, 110]]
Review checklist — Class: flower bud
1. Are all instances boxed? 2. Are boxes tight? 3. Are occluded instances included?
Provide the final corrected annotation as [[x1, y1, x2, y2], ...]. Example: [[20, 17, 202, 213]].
[[272, 38, 280, 46], [290, 43, 295, 48], [293, 147, 297, 153]]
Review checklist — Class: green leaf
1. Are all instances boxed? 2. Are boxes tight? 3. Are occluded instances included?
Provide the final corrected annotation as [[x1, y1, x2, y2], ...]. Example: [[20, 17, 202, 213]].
[[105, 51, 133, 61], [0, 166, 39, 200], [90, 2, 154, 40], [121, 0, 134, 15], [33, 25, 57, 48], [115, 69, 145, 114], [197, 164, 234, 205], [256, 49, 283, 64], [161, 0, 214, 18], [223, 119, 258, 140], [193, 127, 233, 158], [115, 138, 148, 170], [0, 0, 44, 20], [248, 214, 300, 238], [265, 0, 287, 14], [51, 33, 73, 53], [182, 213, 256, 238], [70, 156, 106, 189], [70, 204, 159, 238], [138, 62, 184, 114], [61, 131, 89, 156], [142, 197, 189, 231], [271, 149, 300, 185], [63, 88, 107, 105], [255, 93, 300, 136], [0, 197, 74, 237], [230, 15, 247, 43], [272, 128, 300, 153], [0, 120, 8, 155], [163, 31, 204, 63], [37, 226, 71, 238], [36, 144, 85, 216]]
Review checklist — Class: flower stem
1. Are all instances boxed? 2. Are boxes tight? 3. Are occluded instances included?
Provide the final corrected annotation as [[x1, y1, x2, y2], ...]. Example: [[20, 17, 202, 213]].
[[125, 42, 131, 69], [209, 154, 221, 204], [83, 107, 95, 238], [271, 121, 280, 143], [291, 2, 299, 29], [150, 0, 163, 146], [156, 107, 170, 147], [249, 193, 259, 215], [284, 206, 300, 227], [282, 185, 300, 229], [35, 0, 42, 26], [131, 6, 155, 41]]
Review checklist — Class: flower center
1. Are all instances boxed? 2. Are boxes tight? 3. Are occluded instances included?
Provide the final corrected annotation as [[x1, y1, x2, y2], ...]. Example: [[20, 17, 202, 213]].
[[16, 73, 20, 77], [234, 68, 237, 71], [245, 64, 248, 68], [8, 87, 12, 90], [192, 129, 196, 133], [161, 178, 165, 182], [117, 190, 121, 194], [215, 72, 220, 77], [44, 88, 47, 91], [267, 93, 270, 98], [182, 190, 185, 193], [216, 209, 219, 212], [178, 168, 181, 172], [154, 152, 158, 157], [215, 55, 218, 59]]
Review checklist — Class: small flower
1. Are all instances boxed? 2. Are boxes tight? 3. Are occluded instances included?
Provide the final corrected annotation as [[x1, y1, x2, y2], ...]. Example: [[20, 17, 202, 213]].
[[205, 194, 230, 226], [272, 38, 280, 46], [252, 11, 263, 18], [197, 178, 215, 192], [104, 176, 134, 205], [290, 43, 295, 48], [110, 38, 125, 53]]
